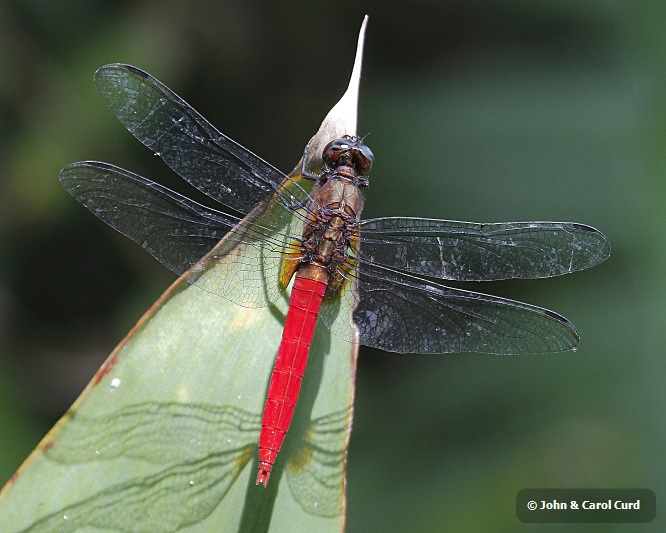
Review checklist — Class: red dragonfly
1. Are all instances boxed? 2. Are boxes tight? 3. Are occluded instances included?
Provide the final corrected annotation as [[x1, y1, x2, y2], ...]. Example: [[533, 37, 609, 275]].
[[60, 64, 610, 487]]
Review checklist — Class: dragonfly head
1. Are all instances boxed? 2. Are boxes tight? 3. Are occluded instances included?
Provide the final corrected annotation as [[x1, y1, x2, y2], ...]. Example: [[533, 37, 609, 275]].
[[322, 135, 374, 177]]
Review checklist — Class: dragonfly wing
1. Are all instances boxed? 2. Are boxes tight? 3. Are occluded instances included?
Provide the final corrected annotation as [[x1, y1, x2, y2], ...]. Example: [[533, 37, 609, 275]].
[[94, 64, 309, 214], [359, 217, 610, 281], [60, 161, 303, 307], [319, 261, 578, 354], [285, 409, 348, 518]]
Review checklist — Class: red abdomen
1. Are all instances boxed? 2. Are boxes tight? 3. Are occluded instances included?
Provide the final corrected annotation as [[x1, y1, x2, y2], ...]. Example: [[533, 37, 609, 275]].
[[256, 272, 327, 486]]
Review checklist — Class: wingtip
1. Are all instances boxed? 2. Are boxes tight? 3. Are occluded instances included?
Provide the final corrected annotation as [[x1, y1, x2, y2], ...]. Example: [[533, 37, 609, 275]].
[[571, 222, 612, 263], [93, 64, 150, 95]]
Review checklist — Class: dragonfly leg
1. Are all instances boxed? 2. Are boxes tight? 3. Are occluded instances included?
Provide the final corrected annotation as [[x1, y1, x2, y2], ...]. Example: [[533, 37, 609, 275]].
[[300, 135, 321, 181], [274, 190, 313, 212]]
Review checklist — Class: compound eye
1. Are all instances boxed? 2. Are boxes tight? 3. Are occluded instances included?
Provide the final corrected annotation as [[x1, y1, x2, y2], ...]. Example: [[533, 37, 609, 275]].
[[322, 138, 349, 166], [354, 144, 374, 175]]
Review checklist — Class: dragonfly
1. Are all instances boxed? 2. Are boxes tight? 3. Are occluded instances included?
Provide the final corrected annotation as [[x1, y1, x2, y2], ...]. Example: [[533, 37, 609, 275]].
[[60, 64, 610, 487]]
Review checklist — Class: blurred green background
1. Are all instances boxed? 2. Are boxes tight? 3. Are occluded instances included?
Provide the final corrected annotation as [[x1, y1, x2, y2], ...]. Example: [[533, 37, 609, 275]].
[[0, 1, 663, 530]]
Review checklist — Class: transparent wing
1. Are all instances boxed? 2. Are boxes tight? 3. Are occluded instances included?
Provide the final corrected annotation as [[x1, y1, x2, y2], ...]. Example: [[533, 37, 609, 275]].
[[285, 409, 349, 518], [59, 161, 306, 307], [71, 63, 605, 352], [359, 217, 610, 281], [320, 261, 579, 355], [93, 63, 311, 215]]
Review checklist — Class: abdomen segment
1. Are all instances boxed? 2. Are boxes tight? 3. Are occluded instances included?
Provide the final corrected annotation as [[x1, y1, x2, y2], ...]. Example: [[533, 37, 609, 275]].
[[256, 270, 328, 486]]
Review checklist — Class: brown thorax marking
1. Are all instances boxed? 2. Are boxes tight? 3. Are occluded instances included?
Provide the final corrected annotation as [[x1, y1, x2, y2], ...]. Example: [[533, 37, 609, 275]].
[[300, 176, 362, 285], [281, 135, 373, 294]]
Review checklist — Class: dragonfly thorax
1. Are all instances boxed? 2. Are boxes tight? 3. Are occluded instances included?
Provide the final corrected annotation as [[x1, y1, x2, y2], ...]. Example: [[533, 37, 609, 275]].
[[300, 171, 363, 284]]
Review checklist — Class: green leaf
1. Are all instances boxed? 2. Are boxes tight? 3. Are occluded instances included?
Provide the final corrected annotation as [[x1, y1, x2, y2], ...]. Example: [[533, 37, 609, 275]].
[[2, 275, 356, 531], [0, 15, 368, 533]]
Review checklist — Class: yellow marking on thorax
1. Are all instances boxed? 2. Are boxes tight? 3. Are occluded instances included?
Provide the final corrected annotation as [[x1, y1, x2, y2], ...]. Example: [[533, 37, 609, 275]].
[[278, 240, 302, 291]]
